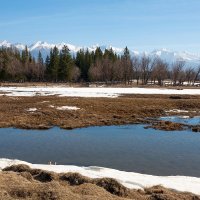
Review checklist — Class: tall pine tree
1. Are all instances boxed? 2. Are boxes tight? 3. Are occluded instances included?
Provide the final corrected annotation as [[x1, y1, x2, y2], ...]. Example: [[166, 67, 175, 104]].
[[49, 46, 60, 82], [59, 45, 73, 81]]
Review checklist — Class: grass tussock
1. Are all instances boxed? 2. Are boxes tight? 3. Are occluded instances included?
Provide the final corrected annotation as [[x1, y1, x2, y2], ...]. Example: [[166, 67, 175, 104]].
[[1, 164, 200, 200]]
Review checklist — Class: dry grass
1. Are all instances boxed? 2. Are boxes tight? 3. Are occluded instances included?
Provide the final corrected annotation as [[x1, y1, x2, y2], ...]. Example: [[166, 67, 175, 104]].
[[0, 94, 199, 130], [1, 164, 199, 200], [145, 120, 185, 131], [0, 82, 199, 89]]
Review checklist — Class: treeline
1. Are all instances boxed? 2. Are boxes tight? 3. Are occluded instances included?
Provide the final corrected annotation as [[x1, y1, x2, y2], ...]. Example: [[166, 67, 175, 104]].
[[0, 46, 44, 82], [0, 45, 200, 85]]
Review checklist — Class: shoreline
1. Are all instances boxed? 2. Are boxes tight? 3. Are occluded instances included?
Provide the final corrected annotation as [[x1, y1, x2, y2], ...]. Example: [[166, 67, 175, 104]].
[[0, 158, 200, 196]]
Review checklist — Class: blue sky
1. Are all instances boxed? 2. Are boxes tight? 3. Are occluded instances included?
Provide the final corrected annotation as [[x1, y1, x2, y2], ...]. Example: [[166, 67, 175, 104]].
[[1, 0, 200, 52]]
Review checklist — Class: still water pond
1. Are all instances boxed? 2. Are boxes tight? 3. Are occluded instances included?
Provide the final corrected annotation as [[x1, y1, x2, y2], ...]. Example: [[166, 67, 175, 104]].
[[160, 116, 200, 125], [0, 125, 200, 177]]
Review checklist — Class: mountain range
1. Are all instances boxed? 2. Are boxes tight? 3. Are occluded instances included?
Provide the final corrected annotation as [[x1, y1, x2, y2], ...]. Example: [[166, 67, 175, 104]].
[[1, 40, 200, 68]]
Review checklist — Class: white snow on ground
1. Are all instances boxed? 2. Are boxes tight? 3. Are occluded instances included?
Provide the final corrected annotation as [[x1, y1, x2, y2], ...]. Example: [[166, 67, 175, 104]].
[[41, 101, 49, 103], [0, 159, 200, 195], [180, 116, 190, 119], [56, 106, 80, 110], [49, 105, 80, 110], [49, 105, 55, 108], [0, 87, 200, 98], [26, 108, 37, 112], [165, 109, 189, 113]]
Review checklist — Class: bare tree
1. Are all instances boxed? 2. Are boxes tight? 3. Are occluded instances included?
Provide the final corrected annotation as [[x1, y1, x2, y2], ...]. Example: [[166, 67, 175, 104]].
[[185, 67, 196, 85], [121, 58, 133, 84], [89, 59, 102, 82], [171, 61, 185, 85], [132, 57, 140, 85], [140, 55, 155, 85], [151, 58, 168, 86], [71, 66, 80, 82], [193, 65, 200, 84], [121, 47, 133, 85]]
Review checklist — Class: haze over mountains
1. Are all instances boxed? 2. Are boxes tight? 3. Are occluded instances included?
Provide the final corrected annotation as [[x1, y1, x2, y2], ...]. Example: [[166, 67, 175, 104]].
[[1, 40, 200, 68]]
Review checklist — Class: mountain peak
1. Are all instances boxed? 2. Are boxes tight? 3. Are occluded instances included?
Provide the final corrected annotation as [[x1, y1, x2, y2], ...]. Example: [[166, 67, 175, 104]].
[[0, 40, 11, 47], [0, 40, 200, 68]]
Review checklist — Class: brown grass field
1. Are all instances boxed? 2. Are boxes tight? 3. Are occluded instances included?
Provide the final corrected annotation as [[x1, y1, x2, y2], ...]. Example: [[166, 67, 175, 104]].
[[0, 164, 198, 200], [0, 93, 199, 130]]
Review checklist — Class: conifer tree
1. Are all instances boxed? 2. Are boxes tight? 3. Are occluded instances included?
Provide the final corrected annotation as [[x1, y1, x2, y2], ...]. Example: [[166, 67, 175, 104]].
[[123, 46, 131, 60], [49, 46, 60, 82], [21, 46, 29, 64], [37, 51, 43, 65], [75, 49, 86, 81], [122, 47, 133, 84], [59, 45, 73, 81], [45, 55, 50, 80], [94, 47, 103, 61]]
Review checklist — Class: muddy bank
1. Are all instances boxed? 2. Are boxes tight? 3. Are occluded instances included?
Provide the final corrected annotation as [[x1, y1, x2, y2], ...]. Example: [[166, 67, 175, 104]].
[[144, 119, 200, 132], [0, 94, 199, 130], [0, 164, 199, 200]]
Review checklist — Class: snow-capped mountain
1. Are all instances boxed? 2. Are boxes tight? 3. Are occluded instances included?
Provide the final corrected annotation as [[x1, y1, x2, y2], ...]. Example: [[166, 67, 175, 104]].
[[149, 49, 200, 66], [0, 40, 200, 67]]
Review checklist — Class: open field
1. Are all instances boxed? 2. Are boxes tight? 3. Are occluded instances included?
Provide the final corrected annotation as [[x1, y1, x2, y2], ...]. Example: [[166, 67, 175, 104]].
[[0, 87, 199, 130]]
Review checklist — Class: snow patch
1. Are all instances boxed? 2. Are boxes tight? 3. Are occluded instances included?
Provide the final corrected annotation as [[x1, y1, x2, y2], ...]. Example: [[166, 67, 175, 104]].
[[56, 106, 80, 111], [0, 87, 200, 98], [165, 109, 189, 113], [180, 116, 190, 119], [49, 105, 55, 108], [26, 108, 37, 112], [0, 158, 200, 195], [41, 101, 50, 103], [49, 105, 80, 110]]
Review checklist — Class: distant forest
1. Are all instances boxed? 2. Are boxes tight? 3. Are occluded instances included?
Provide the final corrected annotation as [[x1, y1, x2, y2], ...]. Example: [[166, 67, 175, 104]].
[[0, 45, 200, 86]]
